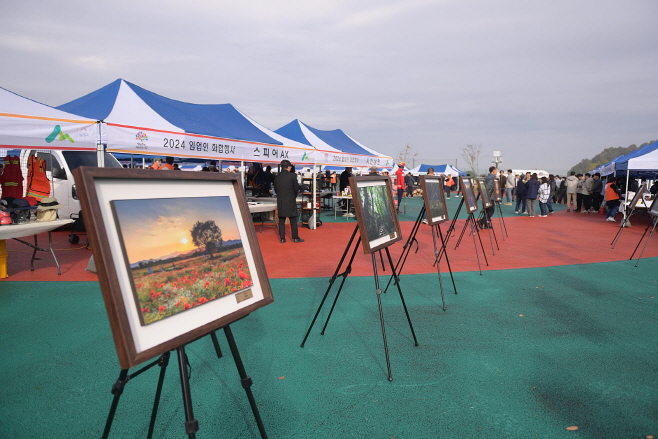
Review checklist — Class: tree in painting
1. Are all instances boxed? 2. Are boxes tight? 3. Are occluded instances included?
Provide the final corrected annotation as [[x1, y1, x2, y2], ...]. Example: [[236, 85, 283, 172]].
[[191, 220, 223, 257], [359, 185, 396, 242]]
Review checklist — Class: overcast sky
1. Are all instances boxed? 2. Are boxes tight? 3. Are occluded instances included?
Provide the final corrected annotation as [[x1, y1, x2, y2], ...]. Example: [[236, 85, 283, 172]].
[[2, 0, 657, 174]]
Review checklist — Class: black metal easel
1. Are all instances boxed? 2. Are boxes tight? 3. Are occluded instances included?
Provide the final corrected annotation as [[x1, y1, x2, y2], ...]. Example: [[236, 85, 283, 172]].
[[611, 198, 649, 249], [383, 205, 458, 310], [453, 209, 488, 275], [629, 213, 658, 267], [300, 225, 418, 381], [494, 200, 509, 240], [102, 325, 267, 439], [476, 207, 499, 254]]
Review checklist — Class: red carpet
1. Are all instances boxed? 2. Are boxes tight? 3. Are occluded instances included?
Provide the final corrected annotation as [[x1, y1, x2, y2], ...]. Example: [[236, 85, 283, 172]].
[[2, 210, 656, 282]]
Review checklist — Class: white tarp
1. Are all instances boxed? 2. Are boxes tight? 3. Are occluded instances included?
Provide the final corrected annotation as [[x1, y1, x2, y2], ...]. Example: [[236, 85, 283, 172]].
[[0, 87, 97, 151]]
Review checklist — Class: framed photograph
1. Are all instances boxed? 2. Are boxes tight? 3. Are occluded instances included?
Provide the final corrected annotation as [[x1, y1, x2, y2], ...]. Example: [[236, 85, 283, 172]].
[[349, 176, 402, 254], [420, 175, 449, 225], [628, 183, 647, 208], [460, 177, 478, 213], [492, 178, 502, 203], [478, 179, 492, 208], [73, 167, 274, 369]]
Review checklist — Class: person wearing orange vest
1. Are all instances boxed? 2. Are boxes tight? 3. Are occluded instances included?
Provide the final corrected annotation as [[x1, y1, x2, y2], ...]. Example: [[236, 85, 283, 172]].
[[395, 162, 405, 213], [150, 157, 163, 170], [160, 156, 175, 170], [26, 155, 51, 200], [445, 174, 454, 198], [605, 176, 621, 222], [0, 155, 23, 199]]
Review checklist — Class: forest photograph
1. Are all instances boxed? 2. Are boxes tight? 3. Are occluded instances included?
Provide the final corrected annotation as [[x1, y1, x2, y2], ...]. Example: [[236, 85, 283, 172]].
[[462, 178, 478, 212], [478, 180, 492, 207], [357, 183, 396, 244], [423, 179, 447, 222]]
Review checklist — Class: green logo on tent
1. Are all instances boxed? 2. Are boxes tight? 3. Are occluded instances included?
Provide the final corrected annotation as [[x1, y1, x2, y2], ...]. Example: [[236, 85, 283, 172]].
[[301, 152, 311, 161], [45, 125, 75, 144]]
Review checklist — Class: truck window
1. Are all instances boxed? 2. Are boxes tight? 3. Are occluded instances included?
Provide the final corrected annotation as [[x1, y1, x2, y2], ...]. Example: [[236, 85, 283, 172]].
[[61, 151, 123, 171], [32, 151, 65, 175]]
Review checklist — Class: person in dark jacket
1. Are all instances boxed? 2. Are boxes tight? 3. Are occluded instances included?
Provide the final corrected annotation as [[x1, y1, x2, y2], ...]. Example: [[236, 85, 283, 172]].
[[274, 160, 304, 243], [515, 173, 528, 214], [590, 173, 603, 212], [526, 173, 540, 217]]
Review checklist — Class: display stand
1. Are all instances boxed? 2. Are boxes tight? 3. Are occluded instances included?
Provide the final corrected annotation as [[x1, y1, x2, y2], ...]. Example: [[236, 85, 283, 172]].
[[300, 225, 418, 381], [454, 212, 488, 275], [383, 205, 457, 309], [301, 176, 322, 229], [611, 197, 649, 248], [476, 207, 499, 255], [102, 325, 267, 439], [629, 214, 658, 267], [494, 201, 509, 239]]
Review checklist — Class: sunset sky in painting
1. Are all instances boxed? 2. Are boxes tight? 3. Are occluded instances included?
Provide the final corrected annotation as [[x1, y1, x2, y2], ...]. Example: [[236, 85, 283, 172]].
[[112, 196, 242, 264]]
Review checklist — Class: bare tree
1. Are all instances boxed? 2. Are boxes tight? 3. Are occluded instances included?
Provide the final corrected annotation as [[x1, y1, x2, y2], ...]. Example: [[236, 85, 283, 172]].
[[397, 144, 418, 167], [461, 144, 483, 177]]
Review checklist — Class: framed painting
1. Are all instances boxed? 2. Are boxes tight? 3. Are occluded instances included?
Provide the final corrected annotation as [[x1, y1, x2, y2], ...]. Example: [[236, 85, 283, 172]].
[[460, 177, 478, 213], [420, 175, 449, 225], [73, 167, 274, 369], [349, 175, 403, 254], [478, 178, 492, 208], [492, 178, 502, 203]]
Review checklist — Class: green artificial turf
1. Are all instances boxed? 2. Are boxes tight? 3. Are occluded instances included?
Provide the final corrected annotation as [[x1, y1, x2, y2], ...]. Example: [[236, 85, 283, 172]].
[[0, 257, 655, 438]]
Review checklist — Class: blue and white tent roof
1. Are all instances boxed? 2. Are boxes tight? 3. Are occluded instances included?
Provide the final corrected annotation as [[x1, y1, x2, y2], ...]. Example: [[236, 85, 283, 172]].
[[57, 79, 316, 164], [275, 119, 392, 168]]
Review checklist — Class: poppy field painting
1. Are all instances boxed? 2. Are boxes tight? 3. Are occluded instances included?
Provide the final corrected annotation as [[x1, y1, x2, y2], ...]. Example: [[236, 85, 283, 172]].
[[111, 196, 252, 326]]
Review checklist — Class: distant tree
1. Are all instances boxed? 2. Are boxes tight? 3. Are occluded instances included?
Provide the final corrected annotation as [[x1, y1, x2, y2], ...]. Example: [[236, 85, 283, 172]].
[[190, 220, 223, 257], [567, 141, 655, 174], [461, 144, 483, 177], [397, 144, 419, 168]]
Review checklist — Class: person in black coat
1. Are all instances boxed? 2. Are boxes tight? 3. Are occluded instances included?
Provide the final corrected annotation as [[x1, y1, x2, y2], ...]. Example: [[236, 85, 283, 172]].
[[274, 159, 304, 243]]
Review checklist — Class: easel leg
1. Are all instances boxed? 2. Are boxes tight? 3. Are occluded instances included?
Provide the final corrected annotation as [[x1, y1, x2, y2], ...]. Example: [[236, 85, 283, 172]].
[[469, 215, 484, 275], [473, 215, 489, 267], [102, 369, 129, 439], [147, 352, 171, 439], [385, 206, 424, 293], [436, 225, 458, 294], [177, 347, 199, 439], [224, 325, 268, 439], [372, 252, 393, 381], [430, 228, 447, 310], [634, 217, 658, 267], [486, 210, 499, 251], [301, 227, 359, 346], [319, 237, 361, 335], [384, 247, 419, 344]]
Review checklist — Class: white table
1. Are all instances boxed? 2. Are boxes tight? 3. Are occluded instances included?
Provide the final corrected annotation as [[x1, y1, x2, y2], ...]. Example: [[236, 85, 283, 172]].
[[0, 219, 74, 278], [333, 196, 355, 220], [248, 202, 277, 232]]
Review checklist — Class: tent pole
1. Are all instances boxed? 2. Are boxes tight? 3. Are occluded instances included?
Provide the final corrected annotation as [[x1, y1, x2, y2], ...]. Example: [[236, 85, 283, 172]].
[[96, 121, 105, 167], [311, 161, 317, 230], [623, 175, 629, 224]]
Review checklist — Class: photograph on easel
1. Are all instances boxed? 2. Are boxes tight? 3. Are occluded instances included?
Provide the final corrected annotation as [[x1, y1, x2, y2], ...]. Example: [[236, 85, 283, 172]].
[[111, 196, 253, 326], [628, 183, 647, 209], [349, 176, 403, 254], [492, 178, 503, 203], [420, 175, 449, 225], [478, 178, 492, 208], [460, 177, 478, 213], [73, 168, 274, 369]]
